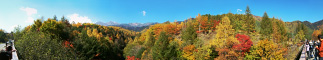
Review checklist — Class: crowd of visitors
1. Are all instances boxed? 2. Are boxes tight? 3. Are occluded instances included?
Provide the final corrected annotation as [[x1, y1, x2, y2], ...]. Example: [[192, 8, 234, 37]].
[[307, 35, 323, 60]]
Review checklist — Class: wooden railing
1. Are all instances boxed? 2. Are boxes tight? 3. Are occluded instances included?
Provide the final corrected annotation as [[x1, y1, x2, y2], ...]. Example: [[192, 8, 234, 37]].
[[295, 44, 304, 60], [12, 40, 18, 60]]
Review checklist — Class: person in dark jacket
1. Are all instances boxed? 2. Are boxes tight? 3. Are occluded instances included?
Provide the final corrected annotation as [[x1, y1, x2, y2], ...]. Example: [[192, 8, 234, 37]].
[[0, 51, 10, 60], [315, 39, 321, 60], [307, 42, 311, 59], [311, 40, 315, 58]]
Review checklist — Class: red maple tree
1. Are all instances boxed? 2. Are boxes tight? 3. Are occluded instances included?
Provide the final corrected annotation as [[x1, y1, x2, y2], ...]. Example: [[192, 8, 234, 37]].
[[232, 34, 253, 56], [126, 56, 140, 60]]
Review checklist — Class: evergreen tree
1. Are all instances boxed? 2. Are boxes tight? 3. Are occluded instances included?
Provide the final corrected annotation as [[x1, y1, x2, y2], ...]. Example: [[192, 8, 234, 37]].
[[245, 6, 255, 33], [182, 20, 197, 44], [296, 23, 307, 35], [152, 31, 170, 60], [164, 41, 179, 59], [260, 12, 273, 36], [61, 16, 67, 22], [53, 15, 57, 21], [245, 6, 251, 16]]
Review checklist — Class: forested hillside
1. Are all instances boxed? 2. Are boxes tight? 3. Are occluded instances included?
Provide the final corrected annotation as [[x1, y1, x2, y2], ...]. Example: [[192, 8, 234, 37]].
[[9, 6, 314, 60], [13, 17, 138, 59], [123, 6, 308, 60]]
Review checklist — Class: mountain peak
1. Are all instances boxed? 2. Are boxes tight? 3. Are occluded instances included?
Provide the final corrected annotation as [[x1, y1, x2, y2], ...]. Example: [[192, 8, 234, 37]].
[[106, 21, 120, 25]]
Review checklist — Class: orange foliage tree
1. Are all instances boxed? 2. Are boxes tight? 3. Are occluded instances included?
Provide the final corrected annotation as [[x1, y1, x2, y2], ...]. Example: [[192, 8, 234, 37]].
[[312, 29, 322, 40], [196, 14, 209, 33], [210, 19, 221, 31], [182, 45, 196, 60]]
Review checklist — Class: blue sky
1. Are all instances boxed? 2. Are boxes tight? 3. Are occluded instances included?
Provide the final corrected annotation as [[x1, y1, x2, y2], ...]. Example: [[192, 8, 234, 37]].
[[0, 0, 323, 32]]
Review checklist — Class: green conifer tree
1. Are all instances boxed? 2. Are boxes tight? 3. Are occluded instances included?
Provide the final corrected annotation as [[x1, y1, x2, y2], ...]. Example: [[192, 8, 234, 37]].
[[260, 12, 273, 36]]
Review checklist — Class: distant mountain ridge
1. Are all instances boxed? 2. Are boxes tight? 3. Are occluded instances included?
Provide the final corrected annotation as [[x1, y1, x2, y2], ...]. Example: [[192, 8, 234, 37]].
[[96, 21, 157, 32], [302, 19, 323, 30]]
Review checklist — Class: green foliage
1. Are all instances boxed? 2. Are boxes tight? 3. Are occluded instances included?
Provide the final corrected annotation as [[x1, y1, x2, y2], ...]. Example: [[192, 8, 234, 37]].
[[260, 12, 273, 36], [53, 15, 57, 20], [272, 18, 288, 42], [73, 30, 102, 59], [136, 47, 146, 58], [152, 31, 176, 59], [15, 31, 76, 59], [255, 20, 261, 33], [39, 19, 64, 38], [296, 23, 311, 40], [123, 41, 142, 58], [306, 28, 313, 40], [73, 29, 126, 59], [13, 26, 22, 40], [165, 41, 179, 59], [0, 29, 7, 43], [245, 6, 256, 33], [295, 30, 305, 42], [14, 16, 137, 60], [33, 19, 42, 29], [296, 23, 307, 34], [226, 13, 246, 31], [143, 30, 155, 49], [194, 39, 212, 60], [182, 20, 197, 44]]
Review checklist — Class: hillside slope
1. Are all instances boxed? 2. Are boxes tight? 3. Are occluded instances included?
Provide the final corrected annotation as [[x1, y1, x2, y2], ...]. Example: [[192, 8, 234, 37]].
[[96, 21, 157, 32]]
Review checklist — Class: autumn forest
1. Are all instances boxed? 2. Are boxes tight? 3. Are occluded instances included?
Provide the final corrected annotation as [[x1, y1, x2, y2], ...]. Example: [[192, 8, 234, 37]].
[[0, 5, 322, 60]]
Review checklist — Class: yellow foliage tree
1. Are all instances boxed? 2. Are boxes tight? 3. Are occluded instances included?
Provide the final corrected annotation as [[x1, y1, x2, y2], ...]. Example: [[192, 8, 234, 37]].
[[215, 35, 240, 60], [295, 30, 305, 43], [245, 39, 287, 60], [194, 44, 212, 60], [272, 18, 287, 43], [272, 18, 280, 42], [212, 16, 236, 48], [210, 16, 241, 60], [87, 28, 103, 41]]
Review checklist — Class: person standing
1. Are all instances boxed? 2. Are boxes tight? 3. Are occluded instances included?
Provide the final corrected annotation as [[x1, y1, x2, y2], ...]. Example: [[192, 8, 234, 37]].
[[311, 40, 315, 58], [305, 42, 311, 59], [316, 35, 323, 60], [315, 39, 321, 60]]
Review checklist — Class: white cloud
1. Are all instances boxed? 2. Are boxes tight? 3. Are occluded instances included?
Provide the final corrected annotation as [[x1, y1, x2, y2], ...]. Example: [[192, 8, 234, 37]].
[[20, 7, 37, 23], [68, 13, 92, 23], [20, 7, 37, 16], [142, 11, 146, 16], [237, 9, 242, 13]]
